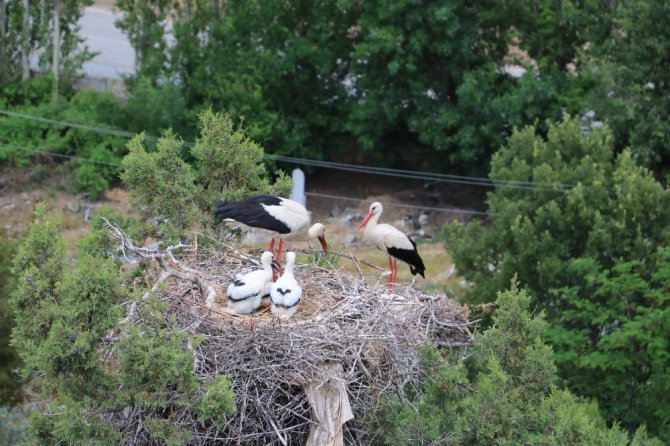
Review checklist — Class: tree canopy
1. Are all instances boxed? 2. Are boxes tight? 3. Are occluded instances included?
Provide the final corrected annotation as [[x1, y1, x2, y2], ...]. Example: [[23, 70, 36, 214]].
[[444, 117, 670, 441]]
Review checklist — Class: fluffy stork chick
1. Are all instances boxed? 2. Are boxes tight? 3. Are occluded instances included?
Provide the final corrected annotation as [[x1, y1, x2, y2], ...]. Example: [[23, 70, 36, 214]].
[[356, 202, 426, 290], [270, 252, 302, 319], [226, 251, 277, 315]]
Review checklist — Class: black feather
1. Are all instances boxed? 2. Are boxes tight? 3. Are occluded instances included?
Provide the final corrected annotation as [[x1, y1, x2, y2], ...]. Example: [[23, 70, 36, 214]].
[[233, 279, 245, 287], [276, 288, 292, 296], [228, 291, 260, 302], [272, 297, 301, 309], [386, 237, 426, 278], [214, 195, 291, 234]]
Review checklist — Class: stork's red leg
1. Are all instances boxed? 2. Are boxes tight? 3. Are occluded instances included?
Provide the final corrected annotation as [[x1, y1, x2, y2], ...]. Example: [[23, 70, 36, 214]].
[[276, 239, 284, 275], [388, 256, 395, 291], [387, 258, 397, 291], [270, 239, 277, 281]]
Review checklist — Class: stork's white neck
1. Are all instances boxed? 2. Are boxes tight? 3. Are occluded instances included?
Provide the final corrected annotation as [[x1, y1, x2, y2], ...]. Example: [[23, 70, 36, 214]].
[[283, 256, 296, 274]]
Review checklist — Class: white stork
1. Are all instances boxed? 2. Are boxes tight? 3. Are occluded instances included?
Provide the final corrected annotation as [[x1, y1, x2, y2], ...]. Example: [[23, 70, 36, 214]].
[[214, 194, 328, 276], [270, 252, 302, 319], [226, 251, 278, 315], [356, 202, 426, 290]]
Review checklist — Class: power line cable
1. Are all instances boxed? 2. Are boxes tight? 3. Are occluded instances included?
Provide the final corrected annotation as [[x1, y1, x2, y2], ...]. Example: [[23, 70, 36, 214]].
[[0, 109, 574, 191], [1, 143, 122, 166], [305, 191, 491, 216], [1, 142, 492, 216]]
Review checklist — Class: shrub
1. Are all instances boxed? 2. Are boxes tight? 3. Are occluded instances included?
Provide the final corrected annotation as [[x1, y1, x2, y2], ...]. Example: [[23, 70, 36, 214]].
[[371, 281, 661, 445], [443, 117, 670, 440]]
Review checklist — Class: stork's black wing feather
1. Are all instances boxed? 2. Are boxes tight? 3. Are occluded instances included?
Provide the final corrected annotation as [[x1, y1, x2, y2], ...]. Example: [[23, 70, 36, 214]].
[[387, 237, 426, 278], [213, 195, 291, 234]]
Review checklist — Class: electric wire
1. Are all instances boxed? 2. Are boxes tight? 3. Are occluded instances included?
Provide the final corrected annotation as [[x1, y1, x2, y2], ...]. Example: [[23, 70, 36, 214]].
[[0, 109, 574, 191], [0, 142, 492, 216]]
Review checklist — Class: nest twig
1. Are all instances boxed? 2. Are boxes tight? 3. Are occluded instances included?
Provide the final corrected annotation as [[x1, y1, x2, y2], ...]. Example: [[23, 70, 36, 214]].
[[102, 220, 473, 445]]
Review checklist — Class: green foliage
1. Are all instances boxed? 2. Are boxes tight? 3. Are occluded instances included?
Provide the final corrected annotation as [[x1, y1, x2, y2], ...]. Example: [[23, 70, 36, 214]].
[[0, 90, 127, 196], [10, 203, 68, 368], [116, 322, 200, 408], [121, 110, 292, 240], [0, 406, 28, 445], [548, 252, 670, 441], [121, 130, 200, 240], [192, 109, 291, 205], [444, 117, 670, 306], [371, 282, 659, 445], [144, 416, 193, 446], [585, 0, 670, 168], [0, 0, 93, 89], [443, 118, 670, 440], [0, 230, 22, 406], [10, 204, 239, 442], [27, 399, 121, 446], [11, 204, 123, 401], [195, 375, 237, 428], [114, 0, 598, 172], [123, 76, 192, 138]]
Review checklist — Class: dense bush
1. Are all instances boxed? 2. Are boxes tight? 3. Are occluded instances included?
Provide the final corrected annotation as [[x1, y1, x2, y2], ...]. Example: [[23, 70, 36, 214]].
[[443, 117, 670, 440], [585, 0, 670, 169], [0, 87, 127, 198], [0, 230, 22, 406], [371, 281, 661, 445], [121, 109, 291, 241], [10, 205, 237, 443]]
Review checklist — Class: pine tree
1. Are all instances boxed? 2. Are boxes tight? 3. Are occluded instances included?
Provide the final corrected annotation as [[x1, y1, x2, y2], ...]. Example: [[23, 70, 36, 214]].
[[371, 280, 662, 445]]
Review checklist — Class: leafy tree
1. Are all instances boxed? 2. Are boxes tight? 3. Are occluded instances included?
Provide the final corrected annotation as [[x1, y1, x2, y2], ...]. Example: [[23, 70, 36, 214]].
[[0, 0, 94, 92], [371, 281, 660, 445], [121, 129, 200, 240], [121, 110, 291, 241], [114, 0, 171, 79], [115, 0, 601, 172], [443, 117, 670, 439], [10, 206, 237, 443], [549, 252, 670, 440], [584, 0, 670, 169], [0, 230, 22, 406]]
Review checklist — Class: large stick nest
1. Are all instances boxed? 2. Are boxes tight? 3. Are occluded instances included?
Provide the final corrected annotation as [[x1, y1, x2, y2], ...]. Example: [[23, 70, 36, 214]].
[[103, 220, 473, 445]]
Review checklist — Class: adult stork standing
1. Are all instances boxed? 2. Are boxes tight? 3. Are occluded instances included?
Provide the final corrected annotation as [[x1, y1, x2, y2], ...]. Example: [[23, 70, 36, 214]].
[[356, 202, 426, 290], [213, 194, 328, 275], [270, 252, 302, 319]]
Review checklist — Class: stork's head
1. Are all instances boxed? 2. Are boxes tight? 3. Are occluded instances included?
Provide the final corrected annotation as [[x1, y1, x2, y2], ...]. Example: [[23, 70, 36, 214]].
[[309, 223, 328, 252], [356, 202, 383, 231], [260, 251, 280, 271], [285, 251, 297, 268]]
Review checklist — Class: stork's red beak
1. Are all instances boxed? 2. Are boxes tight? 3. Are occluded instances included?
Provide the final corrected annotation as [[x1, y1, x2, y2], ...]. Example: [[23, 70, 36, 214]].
[[318, 236, 328, 252], [356, 211, 373, 232]]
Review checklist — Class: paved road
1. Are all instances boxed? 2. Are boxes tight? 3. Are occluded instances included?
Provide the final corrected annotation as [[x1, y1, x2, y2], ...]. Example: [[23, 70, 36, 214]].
[[79, 7, 135, 79]]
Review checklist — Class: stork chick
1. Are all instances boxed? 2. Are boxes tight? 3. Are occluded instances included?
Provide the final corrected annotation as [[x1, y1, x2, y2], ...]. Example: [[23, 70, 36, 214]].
[[226, 251, 277, 315], [270, 252, 302, 319]]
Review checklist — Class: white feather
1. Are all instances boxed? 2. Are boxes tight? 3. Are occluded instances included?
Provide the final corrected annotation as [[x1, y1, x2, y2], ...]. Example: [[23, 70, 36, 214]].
[[270, 252, 302, 319], [226, 252, 274, 315]]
